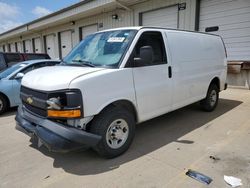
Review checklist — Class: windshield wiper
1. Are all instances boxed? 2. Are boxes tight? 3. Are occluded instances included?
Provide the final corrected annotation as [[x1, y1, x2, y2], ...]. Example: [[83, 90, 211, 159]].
[[71, 60, 95, 67]]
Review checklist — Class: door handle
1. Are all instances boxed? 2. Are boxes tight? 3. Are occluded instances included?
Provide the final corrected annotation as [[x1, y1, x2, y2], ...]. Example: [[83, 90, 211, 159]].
[[168, 66, 172, 78]]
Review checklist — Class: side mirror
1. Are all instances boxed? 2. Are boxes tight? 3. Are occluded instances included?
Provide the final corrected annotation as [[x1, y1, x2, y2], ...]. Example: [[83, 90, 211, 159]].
[[133, 46, 154, 67], [14, 72, 24, 79]]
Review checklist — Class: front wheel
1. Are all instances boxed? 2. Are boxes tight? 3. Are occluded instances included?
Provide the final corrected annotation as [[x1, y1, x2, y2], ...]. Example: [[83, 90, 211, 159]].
[[90, 106, 135, 158], [200, 84, 219, 112], [0, 95, 8, 115]]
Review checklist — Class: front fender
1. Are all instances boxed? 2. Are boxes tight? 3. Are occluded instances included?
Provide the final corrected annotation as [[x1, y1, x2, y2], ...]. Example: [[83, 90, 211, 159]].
[[69, 68, 137, 118]]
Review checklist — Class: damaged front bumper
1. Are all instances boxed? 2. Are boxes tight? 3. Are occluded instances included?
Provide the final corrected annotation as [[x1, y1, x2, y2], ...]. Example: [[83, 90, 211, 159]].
[[15, 106, 101, 152]]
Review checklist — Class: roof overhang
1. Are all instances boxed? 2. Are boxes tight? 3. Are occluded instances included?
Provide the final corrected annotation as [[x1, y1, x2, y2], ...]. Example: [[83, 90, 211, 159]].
[[0, 0, 146, 41]]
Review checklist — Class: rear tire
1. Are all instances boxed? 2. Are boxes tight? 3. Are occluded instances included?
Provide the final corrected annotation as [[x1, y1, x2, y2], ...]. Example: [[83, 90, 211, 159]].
[[0, 95, 8, 115], [90, 106, 135, 158], [200, 84, 219, 112]]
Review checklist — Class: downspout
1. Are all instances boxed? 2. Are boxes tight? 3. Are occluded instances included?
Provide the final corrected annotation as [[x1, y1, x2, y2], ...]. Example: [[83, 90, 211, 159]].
[[195, 0, 200, 31]]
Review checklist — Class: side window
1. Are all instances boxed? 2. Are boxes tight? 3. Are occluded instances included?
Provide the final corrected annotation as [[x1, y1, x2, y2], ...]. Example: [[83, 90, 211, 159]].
[[133, 31, 167, 66], [32, 63, 47, 69], [19, 66, 33, 74], [45, 61, 59, 66], [19, 63, 47, 74]]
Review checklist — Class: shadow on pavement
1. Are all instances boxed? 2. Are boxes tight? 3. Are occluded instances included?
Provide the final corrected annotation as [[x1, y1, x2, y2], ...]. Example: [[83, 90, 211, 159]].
[[32, 98, 242, 175]]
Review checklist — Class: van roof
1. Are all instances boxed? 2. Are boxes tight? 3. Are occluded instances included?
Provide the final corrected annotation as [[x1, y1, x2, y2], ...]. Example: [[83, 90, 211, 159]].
[[98, 26, 221, 38]]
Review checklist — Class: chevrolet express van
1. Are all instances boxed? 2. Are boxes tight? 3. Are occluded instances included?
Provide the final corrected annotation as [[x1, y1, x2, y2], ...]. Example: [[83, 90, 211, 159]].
[[16, 27, 227, 158]]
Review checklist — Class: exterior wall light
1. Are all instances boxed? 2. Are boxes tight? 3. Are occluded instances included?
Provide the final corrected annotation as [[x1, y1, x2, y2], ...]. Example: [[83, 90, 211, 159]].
[[112, 14, 118, 19]]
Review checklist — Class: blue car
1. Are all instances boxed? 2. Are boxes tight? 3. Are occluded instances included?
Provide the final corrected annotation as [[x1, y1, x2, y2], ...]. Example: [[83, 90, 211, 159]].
[[0, 59, 60, 114]]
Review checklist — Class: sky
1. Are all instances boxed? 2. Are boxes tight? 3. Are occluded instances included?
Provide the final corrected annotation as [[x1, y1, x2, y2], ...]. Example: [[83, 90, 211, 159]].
[[0, 0, 79, 33]]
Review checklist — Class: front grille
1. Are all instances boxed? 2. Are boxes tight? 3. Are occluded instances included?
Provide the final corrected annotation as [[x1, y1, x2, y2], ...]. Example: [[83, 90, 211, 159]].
[[23, 103, 47, 117], [21, 86, 48, 118], [21, 86, 47, 100]]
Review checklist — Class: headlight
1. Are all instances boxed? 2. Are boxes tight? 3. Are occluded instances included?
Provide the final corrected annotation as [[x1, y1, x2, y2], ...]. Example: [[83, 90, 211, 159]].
[[47, 97, 62, 110], [46, 89, 83, 119]]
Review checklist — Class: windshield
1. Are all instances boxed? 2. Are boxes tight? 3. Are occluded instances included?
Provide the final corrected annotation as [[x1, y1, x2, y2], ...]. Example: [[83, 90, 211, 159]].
[[63, 29, 137, 68], [0, 64, 25, 79]]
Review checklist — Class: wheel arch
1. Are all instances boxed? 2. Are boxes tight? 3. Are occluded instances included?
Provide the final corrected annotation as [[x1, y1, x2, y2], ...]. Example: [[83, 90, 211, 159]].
[[209, 77, 220, 90], [202, 77, 220, 100], [96, 99, 138, 123], [0, 92, 10, 108]]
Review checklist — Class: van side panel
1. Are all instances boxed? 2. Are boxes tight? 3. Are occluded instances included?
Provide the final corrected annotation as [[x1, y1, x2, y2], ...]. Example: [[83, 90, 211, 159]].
[[165, 31, 226, 110]]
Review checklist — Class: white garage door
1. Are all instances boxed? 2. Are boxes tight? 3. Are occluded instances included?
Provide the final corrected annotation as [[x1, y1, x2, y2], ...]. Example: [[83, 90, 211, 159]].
[[60, 30, 73, 58], [34, 37, 42, 53], [141, 5, 178, 28], [16, 42, 22, 52], [24, 40, 32, 53], [80, 24, 98, 40], [45, 34, 56, 59], [0, 45, 3, 52], [200, 0, 250, 61], [4, 45, 9, 52], [10, 43, 16, 52]]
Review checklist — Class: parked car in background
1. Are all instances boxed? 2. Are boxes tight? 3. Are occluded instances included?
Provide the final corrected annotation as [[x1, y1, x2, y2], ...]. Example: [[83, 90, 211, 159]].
[[0, 52, 51, 71], [0, 59, 60, 114]]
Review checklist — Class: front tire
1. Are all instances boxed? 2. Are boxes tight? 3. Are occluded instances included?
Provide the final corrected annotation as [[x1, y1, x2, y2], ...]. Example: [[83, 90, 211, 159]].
[[0, 95, 8, 115], [90, 106, 135, 158], [200, 84, 219, 112]]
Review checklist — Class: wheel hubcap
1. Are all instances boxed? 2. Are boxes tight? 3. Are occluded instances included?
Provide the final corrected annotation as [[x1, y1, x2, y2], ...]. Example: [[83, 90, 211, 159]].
[[106, 119, 129, 149], [209, 90, 217, 106]]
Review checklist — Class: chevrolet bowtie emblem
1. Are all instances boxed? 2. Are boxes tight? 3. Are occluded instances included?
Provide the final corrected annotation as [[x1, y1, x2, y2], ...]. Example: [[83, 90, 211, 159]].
[[26, 97, 33, 104]]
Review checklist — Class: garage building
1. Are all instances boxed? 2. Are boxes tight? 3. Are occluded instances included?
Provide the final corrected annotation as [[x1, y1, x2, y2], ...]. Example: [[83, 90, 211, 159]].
[[0, 0, 249, 62]]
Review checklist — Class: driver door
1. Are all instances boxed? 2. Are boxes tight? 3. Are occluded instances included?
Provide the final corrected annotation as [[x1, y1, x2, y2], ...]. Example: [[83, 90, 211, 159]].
[[131, 31, 173, 122]]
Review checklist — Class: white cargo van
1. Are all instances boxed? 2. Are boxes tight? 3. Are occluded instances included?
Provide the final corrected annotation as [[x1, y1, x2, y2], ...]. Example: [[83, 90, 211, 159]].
[[16, 27, 227, 158]]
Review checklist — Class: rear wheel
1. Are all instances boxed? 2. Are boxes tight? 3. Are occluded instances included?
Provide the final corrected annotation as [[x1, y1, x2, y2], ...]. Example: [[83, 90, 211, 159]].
[[200, 84, 219, 112], [90, 106, 135, 158], [0, 95, 8, 115]]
